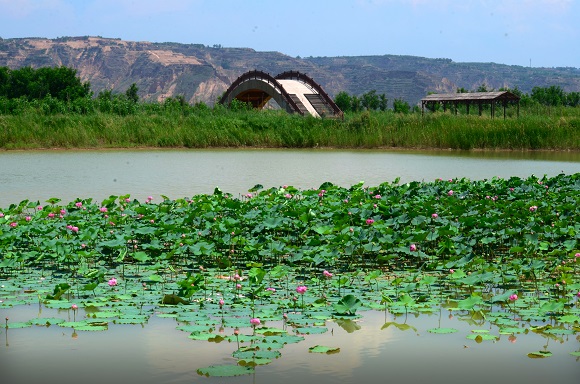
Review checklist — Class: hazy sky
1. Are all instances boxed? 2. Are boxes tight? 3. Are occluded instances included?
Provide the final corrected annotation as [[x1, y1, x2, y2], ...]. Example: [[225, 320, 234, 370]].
[[1, 0, 578, 68]]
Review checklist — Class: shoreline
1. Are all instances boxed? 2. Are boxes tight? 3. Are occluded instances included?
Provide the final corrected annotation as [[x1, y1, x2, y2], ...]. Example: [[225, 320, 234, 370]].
[[1, 145, 579, 153]]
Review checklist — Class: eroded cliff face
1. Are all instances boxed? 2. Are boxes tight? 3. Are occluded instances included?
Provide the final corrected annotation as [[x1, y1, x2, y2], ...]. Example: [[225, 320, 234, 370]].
[[1, 36, 578, 106]]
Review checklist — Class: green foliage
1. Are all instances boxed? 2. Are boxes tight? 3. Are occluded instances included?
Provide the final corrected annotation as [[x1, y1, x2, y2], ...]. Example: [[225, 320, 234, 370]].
[[531, 85, 566, 106], [0, 66, 91, 101], [334, 90, 387, 112], [125, 83, 139, 103], [333, 294, 362, 315], [393, 98, 410, 114]]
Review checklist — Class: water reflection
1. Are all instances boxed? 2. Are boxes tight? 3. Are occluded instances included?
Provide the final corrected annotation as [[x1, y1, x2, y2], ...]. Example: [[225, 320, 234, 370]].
[[0, 149, 578, 207], [1, 306, 578, 384]]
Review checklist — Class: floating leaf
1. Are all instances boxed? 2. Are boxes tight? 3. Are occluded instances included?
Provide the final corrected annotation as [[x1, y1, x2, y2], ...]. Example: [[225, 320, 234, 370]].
[[29, 317, 66, 326], [232, 349, 281, 360], [527, 351, 552, 358], [294, 327, 328, 335], [6, 322, 32, 329], [197, 365, 254, 377], [309, 345, 340, 354], [466, 334, 498, 341], [427, 328, 458, 334]]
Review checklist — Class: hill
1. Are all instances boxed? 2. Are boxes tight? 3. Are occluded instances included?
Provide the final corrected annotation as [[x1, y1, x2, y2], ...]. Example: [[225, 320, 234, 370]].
[[1, 36, 579, 107]]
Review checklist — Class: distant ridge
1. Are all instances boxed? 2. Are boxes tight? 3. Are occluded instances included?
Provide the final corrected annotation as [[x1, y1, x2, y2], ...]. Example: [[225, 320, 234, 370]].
[[1, 36, 578, 106]]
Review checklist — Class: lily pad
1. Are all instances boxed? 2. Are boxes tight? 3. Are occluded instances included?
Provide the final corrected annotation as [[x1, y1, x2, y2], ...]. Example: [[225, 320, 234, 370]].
[[467, 334, 498, 341], [29, 317, 66, 326], [309, 345, 340, 354], [5, 322, 32, 329], [294, 326, 328, 335], [427, 328, 458, 334], [527, 351, 552, 358], [197, 364, 254, 377]]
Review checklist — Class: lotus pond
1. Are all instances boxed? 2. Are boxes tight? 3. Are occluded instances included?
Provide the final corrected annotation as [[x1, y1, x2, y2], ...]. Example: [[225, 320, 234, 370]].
[[1, 174, 579, 383]]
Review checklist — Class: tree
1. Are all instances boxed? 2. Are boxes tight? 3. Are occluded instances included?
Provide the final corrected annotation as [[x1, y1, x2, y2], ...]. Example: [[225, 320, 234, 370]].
[[361, 90, 380, 111], [351, 95, 361, 112], [378, 94, 388, 111], [476, 83, 491, 92], [566, 91, 580, 107], [393, 98, 410, 114], [334, 91, 352, 112], [0, 66, 91, 101], [125, 83, 139, 103], [531, 85, 565, 106]]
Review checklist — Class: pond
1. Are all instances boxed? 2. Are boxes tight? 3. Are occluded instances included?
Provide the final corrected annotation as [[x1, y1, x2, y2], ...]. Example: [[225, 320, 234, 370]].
[[0, 148, 578, 206], [3, 302, 578, 384], [0, 148, 579, 383]]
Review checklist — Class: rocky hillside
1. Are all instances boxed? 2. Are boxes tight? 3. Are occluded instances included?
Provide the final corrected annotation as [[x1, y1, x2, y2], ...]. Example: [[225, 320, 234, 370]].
[[1, 36, 579, 106]]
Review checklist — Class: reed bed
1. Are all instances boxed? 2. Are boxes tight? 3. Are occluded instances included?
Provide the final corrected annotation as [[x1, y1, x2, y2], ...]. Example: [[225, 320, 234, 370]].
[[0, 105, 578, 150]]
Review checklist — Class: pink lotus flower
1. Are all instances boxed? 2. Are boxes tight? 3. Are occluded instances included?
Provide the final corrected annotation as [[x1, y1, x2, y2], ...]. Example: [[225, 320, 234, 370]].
[[265, 287, 276, 292], [9, 222, 17, 228], [108, 277, 117, 287], [25, 216, 31, 221], [236, 283, 242, 289], [576, 292, 580, 298], [409, 244, 417, 252], [75, 202, 82, 208], [0, 213, 4, 217], [296, 285, 307, 295], [36, 205, 43, 210], [447, 190, 454, 196], [529, 205, 538, 212], [219, 299, 224, 307], [99, 207, 108, 213], [71, 304, 78, 310], [449, 269, 455, 274], [323, 270, 333, 278], [431, 213, 438, 219], [509, 294, 518, 301], [366, 218, 374, 225], [48, 213, 55, 218], [250, 318, 260, 326], [374, 194, 381, 199]]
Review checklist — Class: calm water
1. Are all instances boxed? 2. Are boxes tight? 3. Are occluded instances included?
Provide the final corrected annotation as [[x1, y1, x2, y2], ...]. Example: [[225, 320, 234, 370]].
[[2, 305, 579, 384], [0, 148, 578, 207]]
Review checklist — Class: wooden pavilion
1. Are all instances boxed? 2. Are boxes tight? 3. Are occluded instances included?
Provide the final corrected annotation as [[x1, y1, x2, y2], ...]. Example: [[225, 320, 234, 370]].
[[421, 91, 520, 119]]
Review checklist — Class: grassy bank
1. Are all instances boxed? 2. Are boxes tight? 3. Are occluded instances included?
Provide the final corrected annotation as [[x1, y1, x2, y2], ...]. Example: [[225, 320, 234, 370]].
[[1, 106, 579, 150]]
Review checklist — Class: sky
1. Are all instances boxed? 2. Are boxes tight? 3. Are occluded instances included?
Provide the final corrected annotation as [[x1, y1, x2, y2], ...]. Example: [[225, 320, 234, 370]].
[[0, 0, 578, 68]]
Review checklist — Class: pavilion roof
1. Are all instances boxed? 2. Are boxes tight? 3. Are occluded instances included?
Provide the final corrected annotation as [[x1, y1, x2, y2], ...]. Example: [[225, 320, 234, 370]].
[[421, 91, 520, 102]]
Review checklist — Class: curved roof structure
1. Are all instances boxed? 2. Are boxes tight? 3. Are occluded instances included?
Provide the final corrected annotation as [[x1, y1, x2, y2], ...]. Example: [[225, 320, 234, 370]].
[[219, 70, 343, 118]]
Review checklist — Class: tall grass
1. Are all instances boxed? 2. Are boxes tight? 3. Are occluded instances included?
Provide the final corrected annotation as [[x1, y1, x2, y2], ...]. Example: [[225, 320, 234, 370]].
[[0, 103, 578, 150]]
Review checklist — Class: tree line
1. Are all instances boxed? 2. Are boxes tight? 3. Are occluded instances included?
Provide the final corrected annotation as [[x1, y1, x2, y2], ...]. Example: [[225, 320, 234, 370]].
[[0, 66, 578, 117]]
